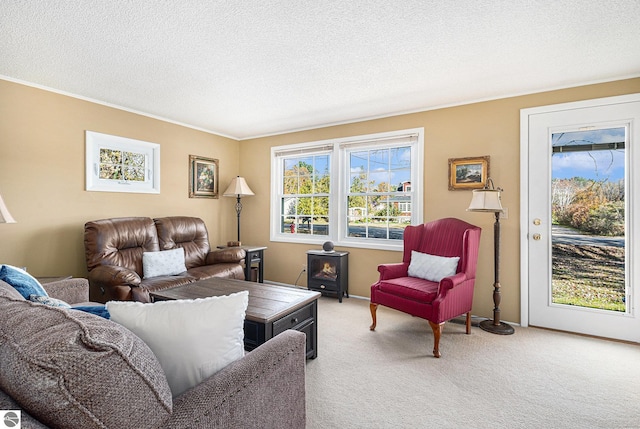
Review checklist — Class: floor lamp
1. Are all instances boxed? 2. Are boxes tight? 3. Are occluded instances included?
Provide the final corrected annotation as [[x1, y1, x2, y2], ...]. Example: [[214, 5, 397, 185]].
[[467, 179, 514, 335], [223, 176, 254, 246]]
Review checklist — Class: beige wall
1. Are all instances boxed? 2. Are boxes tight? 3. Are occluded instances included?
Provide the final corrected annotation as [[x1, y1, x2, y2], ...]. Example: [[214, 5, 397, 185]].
[[0, 79, 242, 276], [239, 78, 640, 324], [2, 77, 638, 323]]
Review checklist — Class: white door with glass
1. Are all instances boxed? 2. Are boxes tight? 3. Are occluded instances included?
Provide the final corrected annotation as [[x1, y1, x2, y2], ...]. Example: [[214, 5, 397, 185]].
[[522, 94, 640, 342]]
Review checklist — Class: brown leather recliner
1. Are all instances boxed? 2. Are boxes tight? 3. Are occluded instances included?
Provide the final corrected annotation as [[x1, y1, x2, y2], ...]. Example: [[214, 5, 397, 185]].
[[84, 216, 246, 303]]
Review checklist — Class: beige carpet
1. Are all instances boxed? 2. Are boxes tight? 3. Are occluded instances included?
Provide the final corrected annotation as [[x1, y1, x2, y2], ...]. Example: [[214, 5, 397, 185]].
[[305, 296, 640, 429]]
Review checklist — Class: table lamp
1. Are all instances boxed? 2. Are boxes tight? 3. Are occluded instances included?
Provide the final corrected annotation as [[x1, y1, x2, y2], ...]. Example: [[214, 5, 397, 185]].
[[0, 194, 16, 223]]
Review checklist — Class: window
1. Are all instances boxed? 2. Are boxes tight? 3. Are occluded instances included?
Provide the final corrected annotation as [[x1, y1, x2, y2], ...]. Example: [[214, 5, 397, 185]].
[[271, 128, 423, 250], [281, 153, 331, 236], [85, 131, 160, 194]]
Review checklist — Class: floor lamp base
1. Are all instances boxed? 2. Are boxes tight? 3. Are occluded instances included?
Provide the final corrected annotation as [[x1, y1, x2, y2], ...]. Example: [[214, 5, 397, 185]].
[[479, 319, 515, 335]]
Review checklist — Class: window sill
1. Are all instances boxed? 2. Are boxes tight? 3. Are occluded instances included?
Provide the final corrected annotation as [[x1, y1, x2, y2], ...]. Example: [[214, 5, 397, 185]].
[[270, 235, 403, 252]]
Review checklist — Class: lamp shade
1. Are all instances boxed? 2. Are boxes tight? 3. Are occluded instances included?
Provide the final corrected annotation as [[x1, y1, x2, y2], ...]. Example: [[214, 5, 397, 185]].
[[0, 194, 16, 223], [223, 176, 255, 197], [467, 189, 503, 212]]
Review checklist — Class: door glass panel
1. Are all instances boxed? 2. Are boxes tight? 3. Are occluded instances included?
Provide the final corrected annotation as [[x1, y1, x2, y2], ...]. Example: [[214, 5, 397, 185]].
[[551, 127, 626, 312]]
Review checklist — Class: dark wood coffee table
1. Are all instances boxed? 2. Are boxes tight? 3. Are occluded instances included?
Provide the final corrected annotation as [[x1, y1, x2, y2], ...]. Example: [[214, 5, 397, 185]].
[[149, 277, 321, 359]]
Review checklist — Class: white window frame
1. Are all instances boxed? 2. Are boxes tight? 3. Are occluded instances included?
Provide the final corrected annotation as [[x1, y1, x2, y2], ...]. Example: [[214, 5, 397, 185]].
[[271, 128, 423, 251], [85, 131, 160, 194]]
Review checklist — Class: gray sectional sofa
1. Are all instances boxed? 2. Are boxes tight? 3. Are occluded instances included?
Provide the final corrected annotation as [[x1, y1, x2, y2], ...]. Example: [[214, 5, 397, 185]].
[[0, 278, 307, 429]]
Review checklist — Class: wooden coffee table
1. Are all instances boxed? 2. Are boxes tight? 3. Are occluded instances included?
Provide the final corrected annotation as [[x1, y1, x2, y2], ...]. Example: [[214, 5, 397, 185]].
[[149, 277, 321, 359]]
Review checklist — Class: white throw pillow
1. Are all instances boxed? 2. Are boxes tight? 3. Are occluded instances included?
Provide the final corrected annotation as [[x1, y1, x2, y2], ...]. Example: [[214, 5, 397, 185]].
[[106, 291, 248, 397], [142, 248, 187, 278], [407, 250, 460, 282]]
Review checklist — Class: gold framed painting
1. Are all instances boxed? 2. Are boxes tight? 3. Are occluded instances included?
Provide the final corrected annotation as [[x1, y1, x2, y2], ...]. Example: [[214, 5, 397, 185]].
[[448, 156, 490, 190], [189, 155, 219, 198]]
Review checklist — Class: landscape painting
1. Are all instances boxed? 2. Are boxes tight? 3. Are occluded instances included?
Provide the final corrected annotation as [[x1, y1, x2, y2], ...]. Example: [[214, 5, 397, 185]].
[[448, 156, 489, 190]]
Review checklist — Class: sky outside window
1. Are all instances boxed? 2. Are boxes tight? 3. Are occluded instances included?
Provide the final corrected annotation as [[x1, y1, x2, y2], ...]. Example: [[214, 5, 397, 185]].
[[552, 128, 625, 181]]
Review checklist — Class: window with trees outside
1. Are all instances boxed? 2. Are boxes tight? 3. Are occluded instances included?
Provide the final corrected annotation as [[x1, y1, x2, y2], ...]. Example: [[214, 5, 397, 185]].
[[271, 129, 423, 250], [282, 152, 331, 237]]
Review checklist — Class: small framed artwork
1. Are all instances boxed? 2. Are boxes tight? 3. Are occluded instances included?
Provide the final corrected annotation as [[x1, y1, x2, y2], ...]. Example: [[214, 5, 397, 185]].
[[85, 131, 160, 194], [189, 155, 219, 198], [448, 156, 490, 190]]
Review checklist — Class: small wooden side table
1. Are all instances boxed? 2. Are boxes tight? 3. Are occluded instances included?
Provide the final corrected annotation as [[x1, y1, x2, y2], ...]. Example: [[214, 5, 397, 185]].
[[218, 245, 267, 283]]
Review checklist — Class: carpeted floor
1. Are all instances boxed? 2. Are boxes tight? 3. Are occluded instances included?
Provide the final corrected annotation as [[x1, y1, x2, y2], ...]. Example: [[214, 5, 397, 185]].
[[305, 296, 640, 429]]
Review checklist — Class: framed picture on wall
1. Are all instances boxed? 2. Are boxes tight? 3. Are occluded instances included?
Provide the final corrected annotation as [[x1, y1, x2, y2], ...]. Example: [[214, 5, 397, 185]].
[[85, 131, 161, 194], [189, 155, 219, 198], [448, 156, 490, 190]]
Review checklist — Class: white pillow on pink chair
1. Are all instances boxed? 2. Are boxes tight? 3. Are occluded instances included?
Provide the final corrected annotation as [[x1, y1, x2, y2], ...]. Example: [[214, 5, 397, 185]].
[[407, 251, 459, 282]]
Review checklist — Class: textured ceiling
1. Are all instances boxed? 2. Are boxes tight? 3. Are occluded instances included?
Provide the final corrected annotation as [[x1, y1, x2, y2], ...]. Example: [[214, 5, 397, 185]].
[[1, 1, 639, 140]]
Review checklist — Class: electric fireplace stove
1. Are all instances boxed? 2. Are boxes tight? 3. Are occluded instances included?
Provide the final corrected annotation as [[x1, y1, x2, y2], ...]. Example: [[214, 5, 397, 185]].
[[306, 250, 349, 302]]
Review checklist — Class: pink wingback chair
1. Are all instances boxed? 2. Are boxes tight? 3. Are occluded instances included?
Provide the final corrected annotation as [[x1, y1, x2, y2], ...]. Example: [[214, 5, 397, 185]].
[[370, 218, 481, 357]]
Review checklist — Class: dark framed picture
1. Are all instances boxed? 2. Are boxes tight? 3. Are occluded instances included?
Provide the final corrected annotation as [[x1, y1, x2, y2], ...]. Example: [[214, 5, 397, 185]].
[[448, 156, 490, 190], [189, 155, 219, 198]]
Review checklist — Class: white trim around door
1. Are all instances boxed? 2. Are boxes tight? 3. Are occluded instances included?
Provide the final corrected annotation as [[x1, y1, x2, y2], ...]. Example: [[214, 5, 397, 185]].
[[520, 93, 640, 333]]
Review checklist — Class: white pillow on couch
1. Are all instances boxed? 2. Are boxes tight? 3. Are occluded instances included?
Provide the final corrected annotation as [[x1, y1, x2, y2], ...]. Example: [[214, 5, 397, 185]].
[[142, 248, 187, 278], [106, 291, 248, 397], [407, 250, 460, 282]]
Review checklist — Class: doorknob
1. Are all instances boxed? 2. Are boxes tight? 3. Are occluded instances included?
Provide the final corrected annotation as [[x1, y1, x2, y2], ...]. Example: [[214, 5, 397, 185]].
[[533, 233, 541, 240], [533, 219, 541, 226]]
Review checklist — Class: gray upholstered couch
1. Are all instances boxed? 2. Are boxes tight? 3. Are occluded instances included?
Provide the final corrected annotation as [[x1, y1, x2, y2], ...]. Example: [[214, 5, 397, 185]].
[[0, 278, 307, 429]]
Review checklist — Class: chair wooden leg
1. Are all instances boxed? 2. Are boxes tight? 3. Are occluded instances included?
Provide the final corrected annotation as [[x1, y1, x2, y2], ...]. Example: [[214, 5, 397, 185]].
[[466, 311, 471, 334], [428, 321, 444, 358], [369, 303, 378, 331]]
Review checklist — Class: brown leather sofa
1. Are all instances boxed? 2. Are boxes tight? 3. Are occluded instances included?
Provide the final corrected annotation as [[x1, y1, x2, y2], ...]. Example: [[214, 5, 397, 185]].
[[84, 216, 246, 303]]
